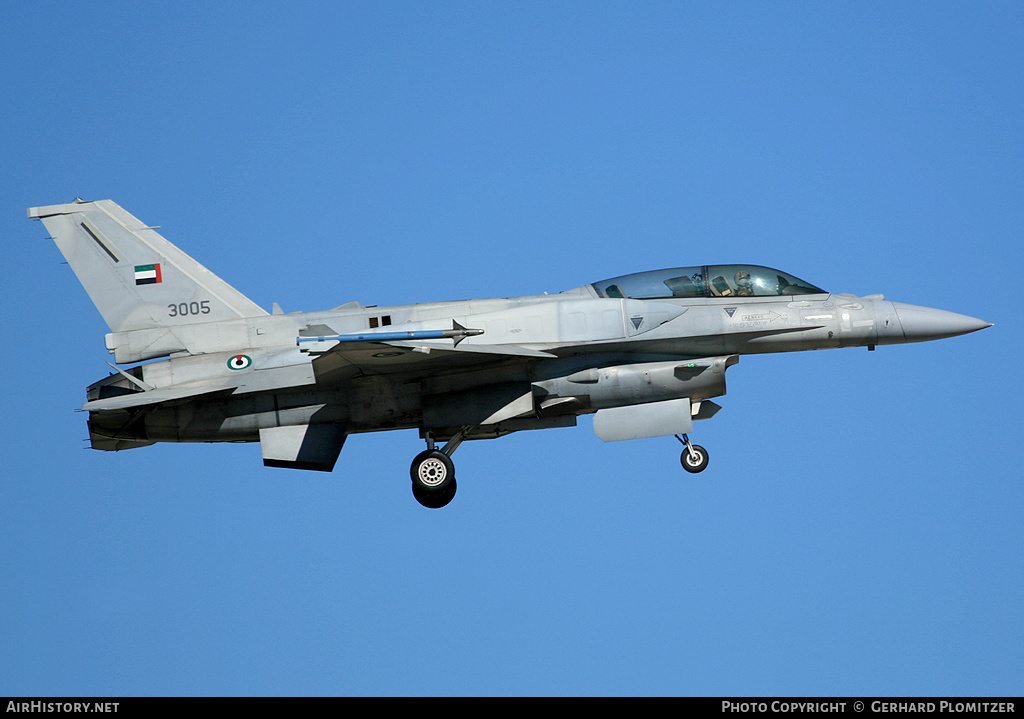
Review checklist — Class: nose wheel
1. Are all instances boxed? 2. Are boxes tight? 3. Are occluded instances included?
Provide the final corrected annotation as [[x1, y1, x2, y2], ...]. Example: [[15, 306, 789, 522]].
[[676, 434, 709, 473]]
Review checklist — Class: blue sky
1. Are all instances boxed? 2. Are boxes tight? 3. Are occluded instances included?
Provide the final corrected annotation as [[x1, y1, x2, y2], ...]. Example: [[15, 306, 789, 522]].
[[1, 1, 1020, 696]]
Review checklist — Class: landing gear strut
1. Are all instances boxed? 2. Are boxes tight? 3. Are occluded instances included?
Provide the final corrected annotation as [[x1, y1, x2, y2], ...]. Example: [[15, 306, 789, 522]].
[[410, 428, 469, 508], [676, 433, 709, 473]]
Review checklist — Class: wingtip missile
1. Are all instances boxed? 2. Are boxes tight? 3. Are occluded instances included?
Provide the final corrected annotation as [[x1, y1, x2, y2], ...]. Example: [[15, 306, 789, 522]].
[[297, 320, 484, 348]]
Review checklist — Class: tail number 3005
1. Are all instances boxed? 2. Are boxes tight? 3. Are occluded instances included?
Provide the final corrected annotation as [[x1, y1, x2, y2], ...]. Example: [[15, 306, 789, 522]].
[[168, 300, 211, 317]]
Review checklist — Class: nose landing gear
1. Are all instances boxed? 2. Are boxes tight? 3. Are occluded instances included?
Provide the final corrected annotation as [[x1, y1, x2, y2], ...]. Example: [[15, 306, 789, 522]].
[[675, 433, 709, 473], [410, 428, 470, 508]]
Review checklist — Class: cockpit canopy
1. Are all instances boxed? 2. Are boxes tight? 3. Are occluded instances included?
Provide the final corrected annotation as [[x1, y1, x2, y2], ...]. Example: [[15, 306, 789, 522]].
[[592, 265, 826, 300]]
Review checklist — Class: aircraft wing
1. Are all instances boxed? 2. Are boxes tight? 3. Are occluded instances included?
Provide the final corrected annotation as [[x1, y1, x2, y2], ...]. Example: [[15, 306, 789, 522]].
[[381, 339, 556, 358], [305, 337, 557, 384]]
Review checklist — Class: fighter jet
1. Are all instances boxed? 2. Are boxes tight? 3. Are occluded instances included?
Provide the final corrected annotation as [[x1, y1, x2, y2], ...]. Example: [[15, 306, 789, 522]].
[[30, 199, 991, 508]]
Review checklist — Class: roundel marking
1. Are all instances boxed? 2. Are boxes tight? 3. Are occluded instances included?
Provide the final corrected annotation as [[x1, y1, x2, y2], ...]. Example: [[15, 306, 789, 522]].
[[372, 351, 403, 358], [227, 354, 252, 370]]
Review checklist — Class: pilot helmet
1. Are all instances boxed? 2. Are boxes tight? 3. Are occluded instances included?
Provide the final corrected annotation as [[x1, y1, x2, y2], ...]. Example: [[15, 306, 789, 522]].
[[735, 270, 752, 288]]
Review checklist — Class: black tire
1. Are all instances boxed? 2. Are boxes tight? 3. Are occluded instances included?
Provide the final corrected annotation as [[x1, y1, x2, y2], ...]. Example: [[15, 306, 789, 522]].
[[410, 449, 456, 493], [680, 445, 709, 473], [412, 478, 457, 509]]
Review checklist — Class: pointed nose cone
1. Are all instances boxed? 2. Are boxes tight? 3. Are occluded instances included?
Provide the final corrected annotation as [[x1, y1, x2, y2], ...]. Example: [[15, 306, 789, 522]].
[[893, 303, 992, 342]]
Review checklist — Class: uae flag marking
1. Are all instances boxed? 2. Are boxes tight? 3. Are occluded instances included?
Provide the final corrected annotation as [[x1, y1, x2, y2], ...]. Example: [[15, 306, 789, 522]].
[[134, 263, 162, 285]]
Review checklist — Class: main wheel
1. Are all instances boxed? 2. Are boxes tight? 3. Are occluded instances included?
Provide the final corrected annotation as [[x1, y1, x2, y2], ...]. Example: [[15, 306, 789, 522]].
[[680, 445, 709, 473], [410, 449, 456, 507]]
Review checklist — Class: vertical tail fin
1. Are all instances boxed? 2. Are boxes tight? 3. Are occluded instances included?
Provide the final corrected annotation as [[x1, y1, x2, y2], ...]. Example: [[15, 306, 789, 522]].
[[29, 199, 268, 335]]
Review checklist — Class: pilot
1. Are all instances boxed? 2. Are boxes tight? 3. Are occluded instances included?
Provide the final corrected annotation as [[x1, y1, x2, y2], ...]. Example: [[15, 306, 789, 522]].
[[735, 270, 755, 296]]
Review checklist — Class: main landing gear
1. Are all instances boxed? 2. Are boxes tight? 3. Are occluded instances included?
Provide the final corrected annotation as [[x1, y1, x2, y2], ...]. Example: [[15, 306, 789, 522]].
[[675, 433, 709, 473], [409, 428, 708, 507], [410, 428, 468, 509]]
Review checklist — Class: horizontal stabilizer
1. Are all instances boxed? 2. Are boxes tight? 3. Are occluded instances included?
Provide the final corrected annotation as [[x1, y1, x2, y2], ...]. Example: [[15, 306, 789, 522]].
[[83, 380, 237, 412]]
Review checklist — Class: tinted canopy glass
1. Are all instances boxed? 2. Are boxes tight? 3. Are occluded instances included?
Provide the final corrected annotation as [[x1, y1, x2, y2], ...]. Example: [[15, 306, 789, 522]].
[[592, 265, 825, 299]]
